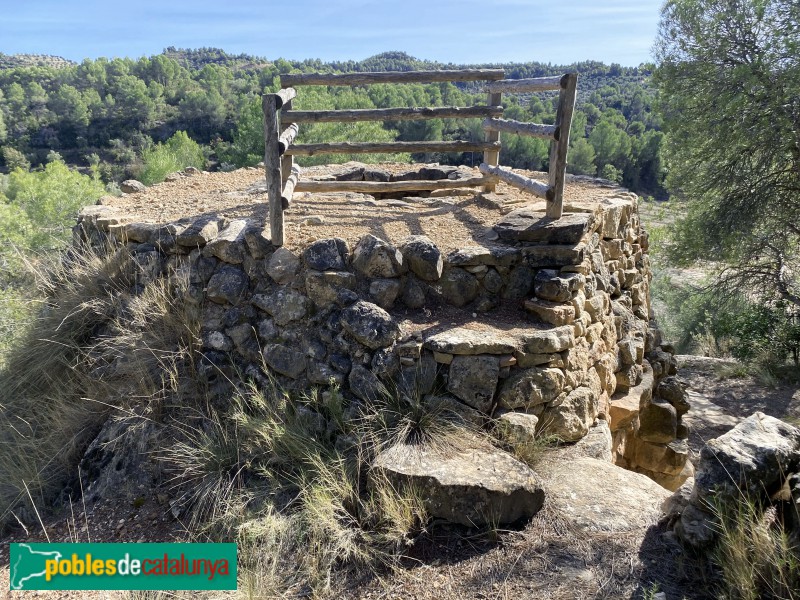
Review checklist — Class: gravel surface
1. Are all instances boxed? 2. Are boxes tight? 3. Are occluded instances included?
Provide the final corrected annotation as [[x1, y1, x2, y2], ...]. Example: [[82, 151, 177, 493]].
[[101, 163, 633, 254]]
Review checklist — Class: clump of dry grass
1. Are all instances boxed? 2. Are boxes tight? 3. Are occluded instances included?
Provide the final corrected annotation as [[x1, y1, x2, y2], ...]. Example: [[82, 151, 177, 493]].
[[0, 243, 200, 530], [711, 496, 800, 600]]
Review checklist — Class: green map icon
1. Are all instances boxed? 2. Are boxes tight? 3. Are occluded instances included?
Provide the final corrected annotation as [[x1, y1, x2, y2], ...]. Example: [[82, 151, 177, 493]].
[[10, 543, 63, 590]]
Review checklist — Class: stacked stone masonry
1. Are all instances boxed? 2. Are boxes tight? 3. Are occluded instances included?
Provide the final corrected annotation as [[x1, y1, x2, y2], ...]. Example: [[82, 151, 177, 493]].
[[75, 184, 691, 491]]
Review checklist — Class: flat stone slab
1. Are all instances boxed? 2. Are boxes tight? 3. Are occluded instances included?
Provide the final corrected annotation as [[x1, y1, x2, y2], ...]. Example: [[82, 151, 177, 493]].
[[424, 325, 575, 356], [609, 363, 655, 431], [371, 443, 545, 526], [537, 453, 670, 532], [494, 209, 595, 245]]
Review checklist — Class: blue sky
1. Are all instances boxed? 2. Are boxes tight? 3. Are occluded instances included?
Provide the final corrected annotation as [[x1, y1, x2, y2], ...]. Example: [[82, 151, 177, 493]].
[[0, 0, 663, 66]]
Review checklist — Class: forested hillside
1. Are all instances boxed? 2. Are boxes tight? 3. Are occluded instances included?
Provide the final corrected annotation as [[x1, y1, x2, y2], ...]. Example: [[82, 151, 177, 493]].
[[0, 49, 664, 197]]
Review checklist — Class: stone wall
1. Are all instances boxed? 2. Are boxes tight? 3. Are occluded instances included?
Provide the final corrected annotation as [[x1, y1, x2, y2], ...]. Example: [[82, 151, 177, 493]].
[[74, 188, 691, 491]]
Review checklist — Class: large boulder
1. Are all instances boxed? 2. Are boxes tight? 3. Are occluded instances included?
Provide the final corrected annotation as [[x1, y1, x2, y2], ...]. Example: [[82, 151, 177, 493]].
[[399, 235, 443, 281], [447, 355, 500, 412], [352, 234, 404, 277], [371, 443, 545, 526]]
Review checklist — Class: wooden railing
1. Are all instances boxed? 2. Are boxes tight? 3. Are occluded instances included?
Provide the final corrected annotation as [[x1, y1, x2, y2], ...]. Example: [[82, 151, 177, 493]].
[[263, 70, 577, 245]]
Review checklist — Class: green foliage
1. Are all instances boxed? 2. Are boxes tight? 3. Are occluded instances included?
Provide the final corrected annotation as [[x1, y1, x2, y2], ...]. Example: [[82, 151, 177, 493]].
[[139, 130, 205, 185], [1, 147, 30, 171], [3, 159, 105, 248], [655, 0, 800, 329]]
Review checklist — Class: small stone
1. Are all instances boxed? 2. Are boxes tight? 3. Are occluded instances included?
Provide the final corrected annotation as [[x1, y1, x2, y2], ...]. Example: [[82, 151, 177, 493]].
[[120, 179, 146, 194], [177, 217, 219, 247], [340, 301, 400, 349], [447, 355, 500, 413], [482, 269, 504, 294], [496, 411, 539, 446], [524, 298, 576, 326], [433, 351, 454, 364], [206, 265, 248, 304], [263, 344, 307, 379], [440, 268, 479, 307], [369, 278, 402, 309], [204, 218, 248, 264], [372, 347, 400, 379], [399, 235, 443, 281], [353, 234, 405, 278], [638, 400, 678, 444], [308, 361, 345, 386], [303, 238, 350, 271], [401, 276, 426, 308], [251, 288, 310, 326], [425, 328, 519, 355], [349, 365, 384, 402], [204, 331, 232, 351], [501, 265, 534, 300], [539, 386, 598, 442], [497, 367, 565, 410], [305, 271, 358, 307], [267, 247, 301, 284], [533, 269, 584, 303]]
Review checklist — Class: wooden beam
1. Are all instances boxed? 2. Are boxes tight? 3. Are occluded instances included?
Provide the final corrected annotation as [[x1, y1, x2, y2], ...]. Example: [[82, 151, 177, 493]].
[[485, 75, 566, 94], [547, 73, 578, 219], [286, 140, 501, 156], [275, 87, 296, 109], [294, 176, 495, 194], [281, 105, 504, 124], [262, 94, 284, 245], [479, 163, 552, 200], [483, 91, 502, 192], [281, 165, 301, 209], [483, 118, 559, 140], [278, 123, 299, 155], [280, 69, 505, 87]]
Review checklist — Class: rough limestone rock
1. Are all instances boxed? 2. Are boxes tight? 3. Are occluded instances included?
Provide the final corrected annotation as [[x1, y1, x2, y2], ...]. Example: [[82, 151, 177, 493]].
[[263, 343, 307, 379], [497, 367, 565, 410], [352, 234, 404, 277], [267, 247, 301, 284], [120, 179, 146, 194], [657, 376, 691, 415], [349, 365, 384, 402], [401, 276, 426, 308], [206, 265, 248, 304], [533, 269, 584, 303], [204, 219, 248, 264], [440, 268, 479, 307], [496, 411, 539, 446], [252, 289, 310, 326], [539, 387, 598, 442], [303, 238, 350, 271], [371, 444, 545, 526], [305, 271, 357, 307], [177, 217, 219, 247], [521, 325, 575, 354], [494, 209, 594, 244], [573, 419, 613, 461], [694, 412, 800, 500], [537, 453, 670, 532], [369, 278, 402, 309], [340, 301, 400, 349], [400, 235, 443, 281], [446, 355, 499, 412]]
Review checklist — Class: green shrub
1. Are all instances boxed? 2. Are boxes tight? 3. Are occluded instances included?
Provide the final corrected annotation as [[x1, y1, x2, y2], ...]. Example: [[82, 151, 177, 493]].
[[140, 131, 206, 185]]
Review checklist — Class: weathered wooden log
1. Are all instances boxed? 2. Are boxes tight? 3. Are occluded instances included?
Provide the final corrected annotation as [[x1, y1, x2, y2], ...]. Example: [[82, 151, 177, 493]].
[[483, 91, 502, 192], [294, 176, 495, 194], [483, 118, 559, 140], [262, 94, 284, 245], [479, 163, 552, 200], [281, 69, 505, 87], [547, 73, 578, 219], [281, 165, 301, 209], [286, 140, 501, 156], [281, 105, 504, 124], [275, 87, 296, 108], [485, 75, 565, 94], [278, 123, 299, 155]]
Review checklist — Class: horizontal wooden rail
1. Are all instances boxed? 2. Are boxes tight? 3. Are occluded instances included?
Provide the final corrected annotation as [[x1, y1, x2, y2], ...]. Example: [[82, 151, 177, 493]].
[[479, 163, 552, 200], [485, 75, 566, 94], [278, 123, 299, 155], [281, 165, 300, 209], [294, 176, 495, 194], [281, 105, 503, 124], [281, 69, 505, 87], [483, 118, 559, 140], [275, 87, 296, 108], [286, 140, 501, 156]]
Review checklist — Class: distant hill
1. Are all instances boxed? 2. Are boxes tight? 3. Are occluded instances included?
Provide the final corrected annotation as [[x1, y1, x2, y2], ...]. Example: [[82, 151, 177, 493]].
[[161, 47, 273, 71], [0, 53, 75, 70]]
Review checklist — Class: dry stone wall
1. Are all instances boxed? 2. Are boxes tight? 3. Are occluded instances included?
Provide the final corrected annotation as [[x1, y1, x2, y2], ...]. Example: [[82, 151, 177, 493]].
[[75, 186, 691, 491]]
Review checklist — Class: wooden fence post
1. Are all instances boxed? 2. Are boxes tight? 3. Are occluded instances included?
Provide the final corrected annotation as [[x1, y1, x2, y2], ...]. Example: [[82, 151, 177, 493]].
[[483, 91, 502, 192], [263, 93, 284, 245], [547, 73, 578, 219]]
